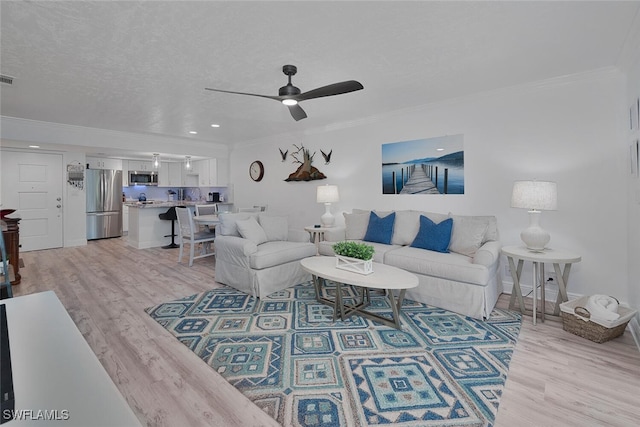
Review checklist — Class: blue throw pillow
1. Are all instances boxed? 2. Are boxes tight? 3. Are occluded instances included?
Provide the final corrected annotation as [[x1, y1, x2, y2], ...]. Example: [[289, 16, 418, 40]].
[[363, 211, 396, 245], [410, 215, 453, 253]]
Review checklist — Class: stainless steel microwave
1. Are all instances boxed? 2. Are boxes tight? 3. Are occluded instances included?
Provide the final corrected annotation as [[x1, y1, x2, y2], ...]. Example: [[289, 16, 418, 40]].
[[129, 171, 158, 186]]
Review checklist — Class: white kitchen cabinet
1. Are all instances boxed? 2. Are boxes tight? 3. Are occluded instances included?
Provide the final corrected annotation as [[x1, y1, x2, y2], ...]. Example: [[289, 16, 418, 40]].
[[193, 159, 208, 186], [127, 160, 154, 171], [195, 158, 221, 187], [87, 156, 122, 170], [157, 162, 184, 187], [182, 161, 199, 187], [158, 162, 170, 186], [168, 162, 183, 186]]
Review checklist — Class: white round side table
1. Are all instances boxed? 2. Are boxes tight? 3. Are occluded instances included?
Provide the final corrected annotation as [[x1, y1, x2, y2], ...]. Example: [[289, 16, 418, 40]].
[[501, 245, 581, 325], [304, 226, 333, 256]]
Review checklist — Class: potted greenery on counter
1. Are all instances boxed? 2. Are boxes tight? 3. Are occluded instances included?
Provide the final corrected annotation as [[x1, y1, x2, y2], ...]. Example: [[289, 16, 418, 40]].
[[332, 241, 375, 275]]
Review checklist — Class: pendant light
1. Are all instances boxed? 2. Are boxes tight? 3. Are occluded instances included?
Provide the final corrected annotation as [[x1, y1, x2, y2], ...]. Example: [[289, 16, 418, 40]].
[[152, 153, 160, 169], [184, 156, 192, 171]]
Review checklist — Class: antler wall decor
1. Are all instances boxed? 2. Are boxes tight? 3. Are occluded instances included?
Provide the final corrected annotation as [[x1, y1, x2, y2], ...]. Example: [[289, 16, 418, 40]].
[[284, 144, 327, 181]]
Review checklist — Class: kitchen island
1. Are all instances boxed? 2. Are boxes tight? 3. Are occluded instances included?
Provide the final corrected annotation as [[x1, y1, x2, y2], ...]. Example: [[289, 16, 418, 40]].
[[127, 202, 195, 249], [126, 201, 233, 249]]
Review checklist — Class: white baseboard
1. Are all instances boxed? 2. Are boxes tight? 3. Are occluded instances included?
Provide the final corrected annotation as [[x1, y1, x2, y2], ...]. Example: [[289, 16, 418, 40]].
[[501, 280, 582, 304], [63, 238, 87, 248]]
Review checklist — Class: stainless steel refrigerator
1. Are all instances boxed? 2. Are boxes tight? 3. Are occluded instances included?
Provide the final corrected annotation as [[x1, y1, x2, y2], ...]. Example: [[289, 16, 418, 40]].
[[86, 169, 123, 240]]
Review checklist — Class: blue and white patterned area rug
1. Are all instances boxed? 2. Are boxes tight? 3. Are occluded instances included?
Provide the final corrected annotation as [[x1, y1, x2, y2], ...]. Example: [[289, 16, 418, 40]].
[[146, 282, 521, 427]]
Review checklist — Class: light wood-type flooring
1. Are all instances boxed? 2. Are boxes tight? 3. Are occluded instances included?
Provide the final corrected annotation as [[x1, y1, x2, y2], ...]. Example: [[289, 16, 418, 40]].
[[11, 237, 640, 427]]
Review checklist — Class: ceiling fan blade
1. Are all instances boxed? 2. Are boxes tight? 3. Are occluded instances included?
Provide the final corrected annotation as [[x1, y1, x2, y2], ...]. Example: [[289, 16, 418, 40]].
[[296, 80, 364, 101], [288, 104, 307, 121], [205, 87, 282, 102]]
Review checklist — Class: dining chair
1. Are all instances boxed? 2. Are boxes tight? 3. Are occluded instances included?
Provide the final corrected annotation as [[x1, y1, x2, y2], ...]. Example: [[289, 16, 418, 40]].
[[195, 204, 217, 216], [175, 207, 216, 267], [1, 221, 13, 299], [195, 204, 218, 232]]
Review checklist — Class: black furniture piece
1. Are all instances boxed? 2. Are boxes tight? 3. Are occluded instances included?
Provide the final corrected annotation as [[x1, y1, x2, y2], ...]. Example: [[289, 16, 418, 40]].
[[1, 304, 15, 424], [158, 207, 179, 249]]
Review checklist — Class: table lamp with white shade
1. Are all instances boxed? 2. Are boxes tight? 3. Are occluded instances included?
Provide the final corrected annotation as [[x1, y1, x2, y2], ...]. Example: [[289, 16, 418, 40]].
[[316, 185, 340, 227], [511, 180, 557, 251]]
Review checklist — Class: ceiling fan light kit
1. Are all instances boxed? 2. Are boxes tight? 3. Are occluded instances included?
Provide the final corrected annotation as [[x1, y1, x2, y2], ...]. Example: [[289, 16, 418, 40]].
[[205, 64, 363, 121]]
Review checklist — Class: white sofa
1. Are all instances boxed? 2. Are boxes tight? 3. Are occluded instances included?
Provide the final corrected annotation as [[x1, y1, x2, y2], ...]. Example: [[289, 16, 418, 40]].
[[214, 212, 316, 298], [318, 209, 503, 319]]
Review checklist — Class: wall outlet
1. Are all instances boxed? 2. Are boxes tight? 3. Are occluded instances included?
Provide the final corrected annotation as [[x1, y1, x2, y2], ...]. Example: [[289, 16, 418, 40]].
[[504, 264, 512, 277]]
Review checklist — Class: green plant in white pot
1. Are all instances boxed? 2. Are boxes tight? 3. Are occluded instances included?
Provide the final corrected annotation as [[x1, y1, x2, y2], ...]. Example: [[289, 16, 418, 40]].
[[332, 241, 375, 275]]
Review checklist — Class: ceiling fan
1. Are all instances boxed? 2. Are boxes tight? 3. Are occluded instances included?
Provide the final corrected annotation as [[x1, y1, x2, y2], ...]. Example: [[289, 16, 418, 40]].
[[205, 65, 363, 121]]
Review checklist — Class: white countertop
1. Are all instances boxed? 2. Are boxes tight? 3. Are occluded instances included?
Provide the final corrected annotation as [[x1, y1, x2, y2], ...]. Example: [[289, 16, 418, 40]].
[[125, 201, 232, 208], [125, 201, 201, 208]]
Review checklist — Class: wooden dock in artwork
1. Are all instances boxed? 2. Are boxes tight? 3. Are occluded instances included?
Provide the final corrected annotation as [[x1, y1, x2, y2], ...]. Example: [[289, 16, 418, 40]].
[[399, 167, 440, 194]]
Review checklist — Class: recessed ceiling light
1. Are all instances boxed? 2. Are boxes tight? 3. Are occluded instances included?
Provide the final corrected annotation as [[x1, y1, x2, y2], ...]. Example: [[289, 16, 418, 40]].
[[189, 131, 198, 135], [28, 145, 40, 148], [211, 124, 220, 128], [436, 148, 444, 151]]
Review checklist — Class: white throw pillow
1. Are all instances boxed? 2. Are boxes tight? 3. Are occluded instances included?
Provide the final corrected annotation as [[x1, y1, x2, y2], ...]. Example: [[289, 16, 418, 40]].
[[344, 212, 370, 240], [235, 217, 268, 245], [217, 213, 249, 236], [449, 213, 498, 243], [259, 215, 288, 241], [448, 216, 489, 257], [391, 210, 421, 246]]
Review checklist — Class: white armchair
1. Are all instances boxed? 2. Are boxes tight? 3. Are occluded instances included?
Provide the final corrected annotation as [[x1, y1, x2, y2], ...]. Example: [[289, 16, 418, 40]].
[[214, 213, 316, 298]]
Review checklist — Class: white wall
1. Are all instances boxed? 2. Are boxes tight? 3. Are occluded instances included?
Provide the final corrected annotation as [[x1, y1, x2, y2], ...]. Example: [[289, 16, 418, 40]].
[[62, 152, 87, 247], [625, 52, 640, 332], [230, 69, 632, 305]]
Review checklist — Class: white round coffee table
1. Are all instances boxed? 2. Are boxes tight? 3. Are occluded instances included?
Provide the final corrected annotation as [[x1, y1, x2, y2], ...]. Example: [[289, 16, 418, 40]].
[[300, 256, 418, 329]]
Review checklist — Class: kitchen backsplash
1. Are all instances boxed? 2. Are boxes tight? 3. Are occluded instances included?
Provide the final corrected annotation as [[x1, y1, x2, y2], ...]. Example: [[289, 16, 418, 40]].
[[123, 186, 229, 202]]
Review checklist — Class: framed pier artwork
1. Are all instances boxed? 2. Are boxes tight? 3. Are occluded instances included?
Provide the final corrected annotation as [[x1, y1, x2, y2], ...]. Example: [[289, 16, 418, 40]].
[[382, 134, 465, 195]]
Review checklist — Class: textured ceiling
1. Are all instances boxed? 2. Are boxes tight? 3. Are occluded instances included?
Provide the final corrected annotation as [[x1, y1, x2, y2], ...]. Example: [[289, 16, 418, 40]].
[[1, 1, 639, 152]]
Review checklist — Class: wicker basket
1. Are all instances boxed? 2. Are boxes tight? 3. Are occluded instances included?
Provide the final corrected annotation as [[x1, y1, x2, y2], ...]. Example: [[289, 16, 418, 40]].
[[559, 296, 637, 343]]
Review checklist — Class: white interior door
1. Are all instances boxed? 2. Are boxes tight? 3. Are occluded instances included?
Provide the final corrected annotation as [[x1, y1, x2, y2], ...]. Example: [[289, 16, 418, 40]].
[[1, 151, 64, 251]]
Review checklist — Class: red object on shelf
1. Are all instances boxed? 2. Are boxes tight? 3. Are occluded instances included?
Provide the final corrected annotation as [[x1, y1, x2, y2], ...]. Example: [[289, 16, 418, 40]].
[[0, 209, 16, 219]]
